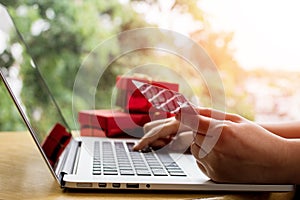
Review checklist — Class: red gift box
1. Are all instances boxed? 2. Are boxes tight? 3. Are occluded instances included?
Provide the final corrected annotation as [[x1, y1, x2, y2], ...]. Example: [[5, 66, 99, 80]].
[[115, 76, 179, 113], [42, 123, 72, 167], [80, 126, 106, 137], [78, 109, 169, 137]]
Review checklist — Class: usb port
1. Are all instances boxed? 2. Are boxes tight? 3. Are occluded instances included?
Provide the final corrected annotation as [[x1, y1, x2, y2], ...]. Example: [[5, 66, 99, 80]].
[[98, 183, 107, 188], [126, 183, 139, 188], [112, 183, 121, 188]]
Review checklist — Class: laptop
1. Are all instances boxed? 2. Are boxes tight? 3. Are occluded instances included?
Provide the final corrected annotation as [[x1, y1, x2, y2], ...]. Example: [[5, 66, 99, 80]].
[[0, 5, 294, 191]]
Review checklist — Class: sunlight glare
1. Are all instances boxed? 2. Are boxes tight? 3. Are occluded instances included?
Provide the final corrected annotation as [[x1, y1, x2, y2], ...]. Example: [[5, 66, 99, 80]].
[[200, 0, 300, 71]]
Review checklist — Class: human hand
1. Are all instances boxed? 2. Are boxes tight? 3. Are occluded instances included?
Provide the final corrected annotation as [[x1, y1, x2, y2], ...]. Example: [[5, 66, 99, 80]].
[[177, 107, 291, 184], [133, 117, 193, 152]]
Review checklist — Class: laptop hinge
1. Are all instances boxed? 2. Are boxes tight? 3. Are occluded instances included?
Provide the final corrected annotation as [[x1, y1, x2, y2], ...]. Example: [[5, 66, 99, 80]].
[[55, 138, 81, 186]]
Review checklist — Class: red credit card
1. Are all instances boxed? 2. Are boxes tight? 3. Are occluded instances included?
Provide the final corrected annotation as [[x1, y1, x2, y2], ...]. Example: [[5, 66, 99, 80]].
[[132, 80, 196, 114]]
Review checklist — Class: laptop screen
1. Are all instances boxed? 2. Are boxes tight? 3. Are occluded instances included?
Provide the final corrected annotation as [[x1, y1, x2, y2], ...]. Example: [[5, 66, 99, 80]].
[[0, 4, 73, 180]]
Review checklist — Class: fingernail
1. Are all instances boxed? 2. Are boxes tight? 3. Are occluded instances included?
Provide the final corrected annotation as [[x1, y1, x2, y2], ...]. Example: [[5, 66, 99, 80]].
[[198, 148, 208, 158], [132, 144, 139, 150]]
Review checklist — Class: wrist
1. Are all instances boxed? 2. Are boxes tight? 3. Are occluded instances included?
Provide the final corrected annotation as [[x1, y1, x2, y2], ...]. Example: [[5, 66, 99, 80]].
[[285, 139, 300, 184]]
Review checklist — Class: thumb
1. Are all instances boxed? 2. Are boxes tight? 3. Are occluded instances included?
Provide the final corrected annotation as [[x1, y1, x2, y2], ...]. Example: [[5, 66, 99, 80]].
[[176, 105, 212, 134]]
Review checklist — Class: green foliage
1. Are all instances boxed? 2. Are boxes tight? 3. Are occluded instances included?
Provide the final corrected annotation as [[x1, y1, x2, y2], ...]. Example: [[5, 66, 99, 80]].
[[0, 0, 152, 132], [0, 49, 14, 68], [0, 81, 26, 131], [0, 0, 254, 133]]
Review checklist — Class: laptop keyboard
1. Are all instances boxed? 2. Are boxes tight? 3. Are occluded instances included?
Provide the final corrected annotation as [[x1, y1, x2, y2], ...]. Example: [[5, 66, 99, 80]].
[[92, 141, 186, 177]]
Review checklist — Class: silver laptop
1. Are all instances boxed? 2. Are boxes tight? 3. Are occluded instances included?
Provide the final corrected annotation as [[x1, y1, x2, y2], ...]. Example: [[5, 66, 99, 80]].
[[0, 5, 294, 192]]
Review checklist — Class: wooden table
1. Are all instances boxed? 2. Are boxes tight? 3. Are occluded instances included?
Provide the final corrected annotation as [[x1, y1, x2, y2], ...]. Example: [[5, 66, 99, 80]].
[[0, 131, 295, 200]]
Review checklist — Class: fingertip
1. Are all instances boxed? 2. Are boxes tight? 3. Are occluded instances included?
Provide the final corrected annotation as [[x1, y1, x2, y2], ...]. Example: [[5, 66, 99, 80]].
[[133, 140, 147, 151], [132, 145, 137, 151], [132, 146, 139, 151], [132, 143, 141, 151]]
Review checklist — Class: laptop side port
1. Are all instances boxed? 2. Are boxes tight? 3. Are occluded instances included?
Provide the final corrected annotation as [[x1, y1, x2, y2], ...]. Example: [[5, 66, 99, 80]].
[[112, 183, 121, 188], [98, 183, 107, 188], [126, 183, 139, 188], [76, 183, 93, 188]]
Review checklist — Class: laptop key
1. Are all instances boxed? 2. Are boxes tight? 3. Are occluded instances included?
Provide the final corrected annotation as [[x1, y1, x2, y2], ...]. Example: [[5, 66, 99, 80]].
[[120, 169, 135, 175], [126, 142, 135, 152], [136, 169, 151, 176], [152, 169, 168, 176], [93, 170, 101, 175], [103, 170, 118, 175], [102, 169, 118, 175], [169, 171, 187, 176]]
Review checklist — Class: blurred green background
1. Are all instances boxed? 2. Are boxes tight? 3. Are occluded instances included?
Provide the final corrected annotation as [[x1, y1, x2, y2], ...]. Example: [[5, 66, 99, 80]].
[[0, 0, 276, 132]]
